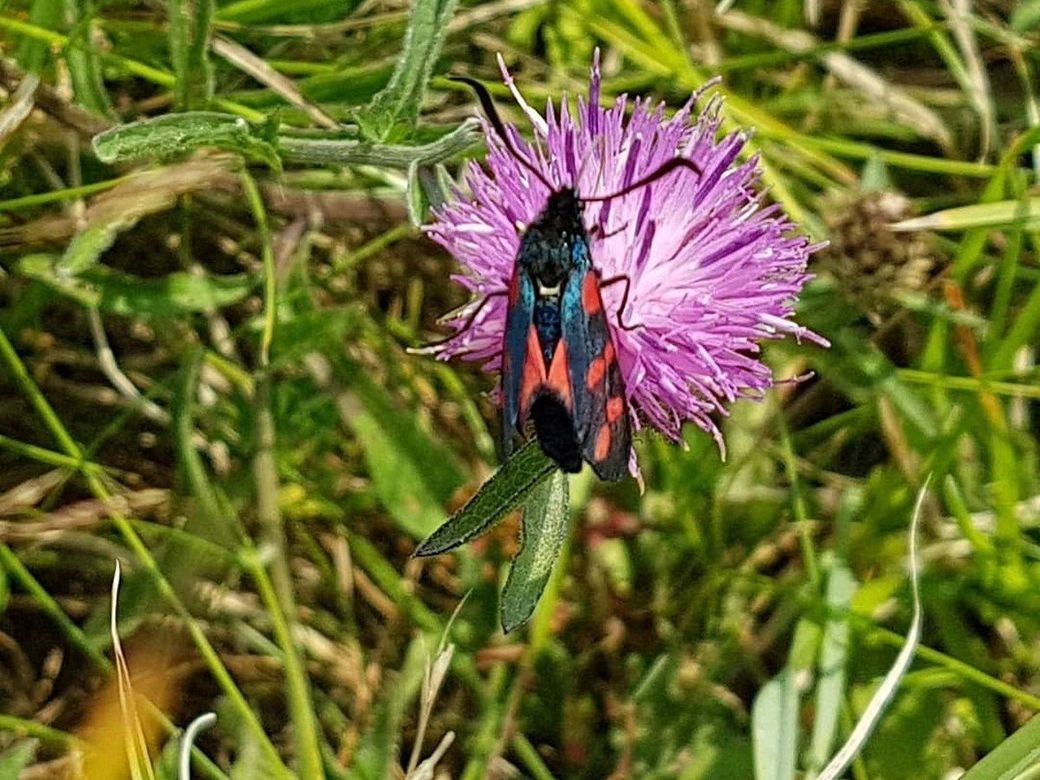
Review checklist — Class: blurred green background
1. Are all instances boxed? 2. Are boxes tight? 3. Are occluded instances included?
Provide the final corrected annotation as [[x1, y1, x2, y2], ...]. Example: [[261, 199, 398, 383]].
[[1, 0, 1040, 778]]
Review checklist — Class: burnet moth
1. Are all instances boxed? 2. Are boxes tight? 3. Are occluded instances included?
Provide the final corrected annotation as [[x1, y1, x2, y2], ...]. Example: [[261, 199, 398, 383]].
[[451, 76, 699, 481]]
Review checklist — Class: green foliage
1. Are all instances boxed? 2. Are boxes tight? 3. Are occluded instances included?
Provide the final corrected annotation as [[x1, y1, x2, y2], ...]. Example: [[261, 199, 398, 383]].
[[415, 441, 556, 556], [752, 668, 799, 780], [92, 112, 280, 168], [16, 0, 61, 73], [807, 561, 857, 772], [353, 0, 459, 142], [65, 0, 114, 116], [962, 714, 1040, 780], [501, 469, 571, 633], [343, 361, 465, 539], [169, 0, 215, 110], [18, 255, 258, 316]]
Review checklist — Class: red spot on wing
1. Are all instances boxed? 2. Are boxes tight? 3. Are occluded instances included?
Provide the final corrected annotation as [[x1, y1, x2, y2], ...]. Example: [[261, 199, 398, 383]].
[[594, 424, 612, 461], [603, 340, 616, 365], [586, 356, 606, 390], [581, 273, 604, 315], [546, 339, 573, 411], [607, 396, 625, 423], [508, 270, 521, 305], [519, 325, 546, 417]]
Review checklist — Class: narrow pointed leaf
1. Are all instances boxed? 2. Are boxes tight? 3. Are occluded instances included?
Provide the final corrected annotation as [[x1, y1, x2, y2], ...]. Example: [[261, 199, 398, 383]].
[[414, 441, 556, 557], [752, 667, 799, 780], [960, 713, 1040, 779], [890, 198, 1040, 232], [56, 220, 130, 277], [817, 479, 928, 780], [501, 469, 570, 633], [807, 561, 857, 775]]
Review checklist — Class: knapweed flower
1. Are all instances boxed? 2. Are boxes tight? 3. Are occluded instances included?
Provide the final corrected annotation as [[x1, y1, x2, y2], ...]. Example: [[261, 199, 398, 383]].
[[424, 51, 826, 467]]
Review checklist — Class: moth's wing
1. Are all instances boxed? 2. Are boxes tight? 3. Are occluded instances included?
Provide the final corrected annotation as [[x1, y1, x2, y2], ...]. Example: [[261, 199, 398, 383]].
[[560, 254, 631, 481], [502, 262, 538, 457]]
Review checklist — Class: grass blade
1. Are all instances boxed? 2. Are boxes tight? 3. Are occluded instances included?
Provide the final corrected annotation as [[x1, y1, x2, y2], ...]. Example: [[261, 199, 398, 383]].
[[817, 478, 929, 780], [807, 561, 857, 776], [890, 198, 1040, 232], [18, 255, 258, 316], [752, 667, 800, 780], [0, 742, 37, 776], [960, 712, 1040, 779]]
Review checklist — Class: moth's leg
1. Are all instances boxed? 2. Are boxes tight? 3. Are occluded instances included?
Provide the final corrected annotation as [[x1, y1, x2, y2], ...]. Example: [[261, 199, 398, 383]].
[[599, 274, 641, 332], [588, 221, 628, 240], [416, 290, 507, 348]]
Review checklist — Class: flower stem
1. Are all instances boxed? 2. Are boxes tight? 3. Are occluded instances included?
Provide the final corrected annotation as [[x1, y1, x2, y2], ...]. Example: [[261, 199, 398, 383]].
[[251, 378, 325, 780], [276, 118, 481, 169]]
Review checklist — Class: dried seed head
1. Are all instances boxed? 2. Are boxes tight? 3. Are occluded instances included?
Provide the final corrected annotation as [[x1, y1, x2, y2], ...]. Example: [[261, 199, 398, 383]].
[[820, 191, 937, 320]]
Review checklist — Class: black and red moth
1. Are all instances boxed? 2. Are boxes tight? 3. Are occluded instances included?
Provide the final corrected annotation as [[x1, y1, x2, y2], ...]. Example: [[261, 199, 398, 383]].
[[451, 77, 698, 481], [502, 188, 630, 481]]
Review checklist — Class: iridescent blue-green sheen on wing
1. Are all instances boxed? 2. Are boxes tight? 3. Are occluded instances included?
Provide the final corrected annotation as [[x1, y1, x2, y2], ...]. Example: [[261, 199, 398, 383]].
[[559, 239, 593, 434], [502, 264, 535, 457]]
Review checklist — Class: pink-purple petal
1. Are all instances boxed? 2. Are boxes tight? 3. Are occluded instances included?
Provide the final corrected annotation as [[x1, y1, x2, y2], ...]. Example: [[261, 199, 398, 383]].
[[423, 52, 826, 462]]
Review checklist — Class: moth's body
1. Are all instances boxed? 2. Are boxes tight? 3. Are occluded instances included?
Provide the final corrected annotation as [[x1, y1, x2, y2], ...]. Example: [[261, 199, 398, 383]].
[[502, 188, 632, 480]]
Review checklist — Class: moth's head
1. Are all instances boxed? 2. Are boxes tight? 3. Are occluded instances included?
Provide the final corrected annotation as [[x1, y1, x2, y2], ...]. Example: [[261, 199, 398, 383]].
[[532, 187, 586, 241], [519, 186, 589, 287]]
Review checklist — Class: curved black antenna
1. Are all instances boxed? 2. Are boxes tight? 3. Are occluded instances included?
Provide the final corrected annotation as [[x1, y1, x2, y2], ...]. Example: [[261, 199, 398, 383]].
[[580, 157, 701, 203], [449, 75, 555, 192]]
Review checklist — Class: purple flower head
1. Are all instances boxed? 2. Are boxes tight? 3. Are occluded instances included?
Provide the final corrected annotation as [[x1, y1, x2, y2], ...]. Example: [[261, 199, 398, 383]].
[[424, 51, 826, 467]]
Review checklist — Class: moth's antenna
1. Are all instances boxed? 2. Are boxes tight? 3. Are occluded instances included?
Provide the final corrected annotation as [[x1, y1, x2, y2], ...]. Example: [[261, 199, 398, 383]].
[[450, 75, 555, 192], [581, 157, 701, 203]]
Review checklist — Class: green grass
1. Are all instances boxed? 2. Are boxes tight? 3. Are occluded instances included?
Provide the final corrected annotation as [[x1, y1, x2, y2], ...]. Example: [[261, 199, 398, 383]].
[[1, 0, 1040, 778]]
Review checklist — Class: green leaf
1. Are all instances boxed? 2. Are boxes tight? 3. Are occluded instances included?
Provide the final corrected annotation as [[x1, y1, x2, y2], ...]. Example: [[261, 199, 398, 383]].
[[414, 441, 557, 557], [170, 0, 215, 109], [406, 161, 453, 226], [962, 715, 1040, 778], [406, 159, 429, 227], [859, 155, 891, 193], [276, 118, 480, 170], [353, 0, 459, 141], [890, 198, 1040, 232], [55, 219, 131, 277], [752, 667, 799, 780], [18, 255, 258, 316], [225, 710, 284, 780], [341, 359, 465, 539], [17, 0, 62, 73], [92, 112, 279, 168], [817, 480, 928, 780], [66, 1, 114, 116], [808, 561, 858, 773], [501, 469, 570, 633], [346, 402, 455, 540]]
